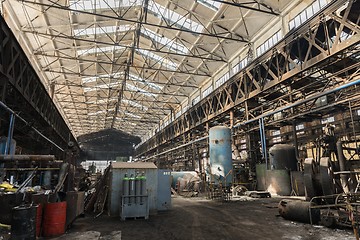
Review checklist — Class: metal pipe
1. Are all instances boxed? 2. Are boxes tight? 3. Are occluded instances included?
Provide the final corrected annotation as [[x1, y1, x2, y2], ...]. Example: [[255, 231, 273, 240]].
[[259, 119, 265, 165], [261, 118, 268, 168], [2, 168, 59, 171], [138, 136, 207, 161], [0, 101, 64, 151], [0, 155, 55, 162], [233, 79, 360, 128], [337, 140, 349, 193], [4, 113, 15, 155], [349, 101, 358, 149]]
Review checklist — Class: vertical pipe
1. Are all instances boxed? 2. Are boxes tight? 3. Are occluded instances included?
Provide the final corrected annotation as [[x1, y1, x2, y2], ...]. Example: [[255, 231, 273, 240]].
[[261, 118, 268, 169], [229, 110, 234, 127], [337, 140, 349, 193], [259, 119, 264, 162], [4, 113, 15, 155], [292, 121, 299, 160], [349, 101, 358, 149], [43, 169, 52, 188]]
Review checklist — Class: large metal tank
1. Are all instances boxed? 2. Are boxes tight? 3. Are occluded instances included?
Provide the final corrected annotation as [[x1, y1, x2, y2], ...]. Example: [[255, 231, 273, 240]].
[[209, 126, 233, 187], [269, 144, 298, 171]]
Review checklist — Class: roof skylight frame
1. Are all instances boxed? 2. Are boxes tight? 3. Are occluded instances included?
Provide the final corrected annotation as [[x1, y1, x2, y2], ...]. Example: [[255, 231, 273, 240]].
[[73, 25, 134, 37], [128, 73, 162, 91], [77, 45, 125, 56], [82, 72, 125, 84], [126, 83, 157, 97], [68, 0, 143, 12], [81, 72, 125, 84], [68, 0, 204, 33], [83, 82, 122, 92], [147, 1, 204, 33], [73, 24, 188, 54], [136, 49, 177, 70], [122, 99, 149, 111], [124, 111, 142, 119], [196, 0, 221, 11], [141, 28, 188, 54]]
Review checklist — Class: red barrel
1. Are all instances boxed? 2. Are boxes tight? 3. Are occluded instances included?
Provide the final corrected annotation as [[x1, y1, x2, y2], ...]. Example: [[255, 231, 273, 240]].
[[36, 204, 42, 237], [42, 202, 67, 237]]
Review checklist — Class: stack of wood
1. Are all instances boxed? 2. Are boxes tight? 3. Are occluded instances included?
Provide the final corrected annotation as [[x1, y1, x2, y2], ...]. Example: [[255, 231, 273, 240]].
[[84, 165, 111, 217]]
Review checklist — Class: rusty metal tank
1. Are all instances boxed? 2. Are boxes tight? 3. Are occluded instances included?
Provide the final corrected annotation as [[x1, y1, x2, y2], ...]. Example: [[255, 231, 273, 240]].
[[269, 144, 298, 171], [209, 126, 233, 187], [278, 199, 320, 224]]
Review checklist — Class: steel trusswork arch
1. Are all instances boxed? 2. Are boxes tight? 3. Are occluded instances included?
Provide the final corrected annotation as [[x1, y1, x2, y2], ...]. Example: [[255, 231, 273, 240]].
[[136, 0, 360, 160]]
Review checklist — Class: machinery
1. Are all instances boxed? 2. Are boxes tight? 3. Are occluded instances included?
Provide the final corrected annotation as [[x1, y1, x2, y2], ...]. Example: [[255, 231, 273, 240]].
[[303, 125, 359, 202]]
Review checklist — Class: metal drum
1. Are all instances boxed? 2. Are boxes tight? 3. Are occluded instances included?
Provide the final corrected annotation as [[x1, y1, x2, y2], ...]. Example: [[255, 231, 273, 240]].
[[11, 204, 37, 240], [42, 201, 67, 237], [269, 144, 298, 171], [209, 126, 233, 187]]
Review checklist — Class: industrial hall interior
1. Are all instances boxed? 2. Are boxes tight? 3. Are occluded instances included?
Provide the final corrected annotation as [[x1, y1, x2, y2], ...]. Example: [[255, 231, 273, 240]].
[[0, 0, 359, 239]]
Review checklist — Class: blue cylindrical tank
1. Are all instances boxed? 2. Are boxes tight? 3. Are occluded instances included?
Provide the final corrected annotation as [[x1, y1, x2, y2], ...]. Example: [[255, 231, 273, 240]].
[[209, 126, 233, 187]]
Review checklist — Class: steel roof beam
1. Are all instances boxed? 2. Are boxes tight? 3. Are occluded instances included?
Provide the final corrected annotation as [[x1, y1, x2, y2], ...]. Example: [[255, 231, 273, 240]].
[[54, 89, 188, 97], [20, 0, 247, 42], [53, 78, 199, 88], [25, 30, 225, 62], [210, 0, 279, 16], [44, 64, 209, 77]]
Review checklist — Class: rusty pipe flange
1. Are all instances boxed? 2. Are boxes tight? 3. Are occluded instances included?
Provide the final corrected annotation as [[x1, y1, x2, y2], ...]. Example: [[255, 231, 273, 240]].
[[304, 158, 317, 200], [320, 157, 337, 203]]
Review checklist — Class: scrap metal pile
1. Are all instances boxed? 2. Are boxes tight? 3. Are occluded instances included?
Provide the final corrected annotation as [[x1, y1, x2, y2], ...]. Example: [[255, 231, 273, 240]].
[[278, 129, 360, 238], [0, 149, 85, 239]]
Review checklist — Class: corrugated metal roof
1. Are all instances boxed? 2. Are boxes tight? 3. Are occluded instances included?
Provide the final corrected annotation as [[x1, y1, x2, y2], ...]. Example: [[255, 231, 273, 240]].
[[112, 162, 157, 169]]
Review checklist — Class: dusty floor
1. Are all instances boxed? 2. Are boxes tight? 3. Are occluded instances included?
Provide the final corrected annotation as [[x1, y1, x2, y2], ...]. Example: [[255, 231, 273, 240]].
[[54, 196, 356, 240]]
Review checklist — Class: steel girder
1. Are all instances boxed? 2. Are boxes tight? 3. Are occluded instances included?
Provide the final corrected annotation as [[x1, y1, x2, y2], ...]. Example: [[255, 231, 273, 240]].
[[136, 0, 360, 157], [0, 15, 77, 151]]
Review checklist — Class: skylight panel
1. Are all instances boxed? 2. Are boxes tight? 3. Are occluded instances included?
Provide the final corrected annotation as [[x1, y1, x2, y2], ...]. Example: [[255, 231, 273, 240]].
[[124, 111, 141, 119], [74, 25, 133, 36], [128, 73, 162, 91], [136, 49, 177, 70], [86, 98, 117, 104], [123, 99, 149, 110], [126, 83, 157, 97], [197, 0, 221, 11], [87, 108, 115, 116], [82, 72, 124, 83], [69, 0, 143, 11], [83, 82, 121, 92], [141, 28, 187, 54], [147, 2, 203, 33], [77, 46, 125, 56]]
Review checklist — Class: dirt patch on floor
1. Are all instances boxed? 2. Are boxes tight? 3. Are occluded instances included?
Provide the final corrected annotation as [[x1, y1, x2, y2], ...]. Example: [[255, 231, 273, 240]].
[[61, 196, 355, 240]]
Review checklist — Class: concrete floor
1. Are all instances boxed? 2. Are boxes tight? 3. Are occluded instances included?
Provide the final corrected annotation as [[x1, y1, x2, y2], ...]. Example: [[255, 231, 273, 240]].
[[55, 196, 355, 240]]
